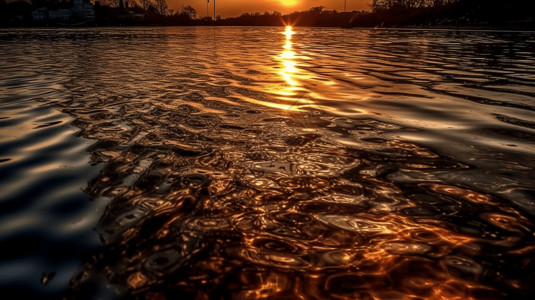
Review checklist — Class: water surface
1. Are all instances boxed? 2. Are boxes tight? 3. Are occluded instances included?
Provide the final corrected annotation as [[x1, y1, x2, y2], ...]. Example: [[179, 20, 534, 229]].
[[1, 27, 535, 299]]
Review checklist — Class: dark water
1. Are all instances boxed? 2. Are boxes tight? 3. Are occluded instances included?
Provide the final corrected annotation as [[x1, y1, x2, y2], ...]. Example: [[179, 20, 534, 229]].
[[1, 27, 535, 299]]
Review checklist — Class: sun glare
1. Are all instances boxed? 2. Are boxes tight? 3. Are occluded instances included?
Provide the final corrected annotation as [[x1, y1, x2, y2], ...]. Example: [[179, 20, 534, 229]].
[[278, 0, 299, 7], [283, 26, 294, 39]]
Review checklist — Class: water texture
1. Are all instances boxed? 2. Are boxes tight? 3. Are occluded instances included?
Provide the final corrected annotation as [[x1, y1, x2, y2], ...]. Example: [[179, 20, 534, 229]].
[[0, 43, 104, 298], [1, 27, 535, 299]]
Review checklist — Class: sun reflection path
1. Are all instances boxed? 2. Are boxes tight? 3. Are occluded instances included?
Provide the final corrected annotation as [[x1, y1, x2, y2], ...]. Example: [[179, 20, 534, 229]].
[[252, 26, 370, 115], [275, 26, 313, 111], [280, 26, 299, 90], [231, 26, 311, 112]]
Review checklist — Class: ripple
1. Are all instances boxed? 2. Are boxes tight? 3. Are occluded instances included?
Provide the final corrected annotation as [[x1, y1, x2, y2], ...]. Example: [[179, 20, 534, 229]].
[[143, 248, 183, 277], [2, 27, 535, 299], [441, 256, 484, 279], [239, 244, 311, 269], [186, 217, 231, 231]]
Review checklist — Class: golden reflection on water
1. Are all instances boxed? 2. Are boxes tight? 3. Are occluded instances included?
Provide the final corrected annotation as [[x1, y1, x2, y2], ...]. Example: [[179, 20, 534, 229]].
[[267, 26, 372, 115], [239, 26, 308, 111], [281, 26, 298, 88], [16, 27, 533, 298], [268, 25, 313, 111], [231, 25, 373, 115]]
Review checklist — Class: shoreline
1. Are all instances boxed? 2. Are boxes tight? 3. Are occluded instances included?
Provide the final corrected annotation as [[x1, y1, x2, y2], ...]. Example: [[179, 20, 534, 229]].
[[1, 24, 534, 32]]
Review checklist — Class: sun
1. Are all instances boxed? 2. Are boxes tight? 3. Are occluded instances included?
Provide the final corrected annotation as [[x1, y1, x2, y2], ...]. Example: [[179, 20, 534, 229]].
[[278, 0, 300, 7]]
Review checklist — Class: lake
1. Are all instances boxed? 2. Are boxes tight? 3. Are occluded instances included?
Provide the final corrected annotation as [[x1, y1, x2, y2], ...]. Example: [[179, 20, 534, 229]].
[[1, 26, 534, 299]]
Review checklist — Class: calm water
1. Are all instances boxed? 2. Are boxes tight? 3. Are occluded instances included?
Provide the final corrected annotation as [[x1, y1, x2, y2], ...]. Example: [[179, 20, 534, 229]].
[[1, 27, 535, 299]]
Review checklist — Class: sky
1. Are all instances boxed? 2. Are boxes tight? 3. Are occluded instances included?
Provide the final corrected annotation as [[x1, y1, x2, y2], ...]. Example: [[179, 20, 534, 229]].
[[170, 0, 371, 18]]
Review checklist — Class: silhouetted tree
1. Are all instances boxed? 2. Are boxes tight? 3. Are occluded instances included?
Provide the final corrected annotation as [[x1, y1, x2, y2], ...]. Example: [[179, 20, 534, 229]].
[[309, 6, 325, 14], [124, 0, 137, 8], [154, 0, 168, 16], [100, 0, 120, 7], [371, 0, 422, 11], [354, 0, 534, 27], [139, 0, 151, 11], [182, 5, 196, 19]]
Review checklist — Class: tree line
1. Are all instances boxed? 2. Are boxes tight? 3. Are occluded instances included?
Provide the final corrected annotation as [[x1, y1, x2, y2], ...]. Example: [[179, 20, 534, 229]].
[[1, 0, 533, 28], [219, 7, 355, 27], [356, 0, 535, 27], [92, 0, 199, 26]]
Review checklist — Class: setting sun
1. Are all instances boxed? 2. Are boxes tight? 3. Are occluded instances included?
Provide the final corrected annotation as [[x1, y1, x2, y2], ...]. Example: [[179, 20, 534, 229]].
[[277, 0, 300, 7]]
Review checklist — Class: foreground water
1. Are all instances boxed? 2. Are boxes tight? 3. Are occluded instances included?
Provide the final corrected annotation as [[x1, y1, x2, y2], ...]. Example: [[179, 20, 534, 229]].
[[1, 27, 534, 299]]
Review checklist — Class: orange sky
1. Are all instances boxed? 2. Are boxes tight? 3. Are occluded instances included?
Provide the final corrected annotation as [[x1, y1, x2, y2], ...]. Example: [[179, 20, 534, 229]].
[[170, 0, 371, 18]]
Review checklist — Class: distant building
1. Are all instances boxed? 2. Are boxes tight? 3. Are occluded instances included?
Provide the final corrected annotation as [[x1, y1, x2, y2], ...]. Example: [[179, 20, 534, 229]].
[[73, 0, 95, 21], [48, 9, 72, 21], [32, 7, 48, 21], [31, 0, 94, 23]]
